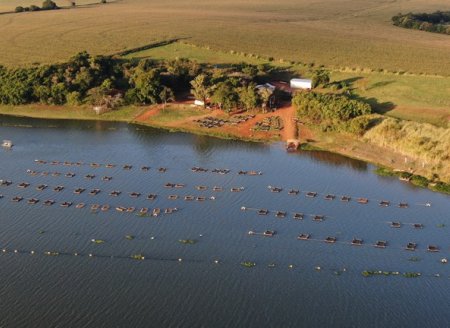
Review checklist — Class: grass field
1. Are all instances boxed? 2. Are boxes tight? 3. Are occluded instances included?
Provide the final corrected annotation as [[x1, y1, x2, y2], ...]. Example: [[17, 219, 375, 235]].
[[0, 0, 449, 75]]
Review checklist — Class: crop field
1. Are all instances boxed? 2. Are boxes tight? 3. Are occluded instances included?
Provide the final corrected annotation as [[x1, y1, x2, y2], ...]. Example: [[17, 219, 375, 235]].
[[0, 0, 449, 75], [0, 0, 101, 12]]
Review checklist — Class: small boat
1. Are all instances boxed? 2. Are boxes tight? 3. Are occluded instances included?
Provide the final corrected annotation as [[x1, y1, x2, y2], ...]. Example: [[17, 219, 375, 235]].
[[2, 140, 13, 148], [258, 209, 269, 215], [43, 199, 55, 206], [325, 236, 337, 243], [357, 198, 368, 204], [390, 221, 402, 228], [90, 163, 101, 168], [141, 166, 150, 171], [36, 184, 48, 191], [286, 142, 297, 152], [293, 213, 304, 220], [306, 191, 317, 198], [175, 183, 185, 188], [60, 201, 72, 207], [158, 167, 167, 173], [413, 223, 424, 229], [91, 204, 100, 211], [165, 183, 175, 188], [105, 164, 115, 168], [89, 188, 101, 196], [231, 187, 244, 192], [129, 192, 141, 198], [75, 203, 85, 209], [288, 189, 299, 195], [115, 206, 127, 212], [168, 195, 178, 200], [54, 186, 64, 192], [147, 194, 157, 200], [269, 186, 282, 193], [238, 170, 247, 175], [139, 207, 148, 215], [50, 161, 60, 165], [17, 182, 30, 188], [212, 186, 223, 192], [196, 196, 206, 201], [126, 207, 135, 213], [101, 204, 110, 211], [109, 190, 121, 197], [65, 172, 76, 178], [263, 230, 276, 237], [85, 174, 95, 180], [152, 208, 160, 217], [51, 172, 61, 177], [313, 215, 324, 222], [27, 198, 39, 204], [74, 188, 85, 194], [102, 176, 112, 181], [351, 238, 363, 246], [297, 233, 310, 240], [379, 200, 390, 207], [275, 211, 286, 218], [427, 245, 439, 252], [374, 240, 387, 248], [0, 180, 12, 186], [405, 242, 417, 251], [123, 165, 133, 170], [398, 202, 408, 208], [184, 195, 194, 201], [324, 194, 335, 201], [27, 170, 38, 176], [11, 196, 23, 202], [196, 185, 208, 191], [341, 196, 351, 202]]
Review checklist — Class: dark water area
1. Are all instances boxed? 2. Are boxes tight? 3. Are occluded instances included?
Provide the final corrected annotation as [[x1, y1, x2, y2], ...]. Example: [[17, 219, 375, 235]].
[[0, 115, 449, 328]]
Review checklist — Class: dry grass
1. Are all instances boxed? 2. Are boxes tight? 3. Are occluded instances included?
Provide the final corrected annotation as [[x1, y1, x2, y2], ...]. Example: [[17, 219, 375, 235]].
[[0, 0, 449, 75]]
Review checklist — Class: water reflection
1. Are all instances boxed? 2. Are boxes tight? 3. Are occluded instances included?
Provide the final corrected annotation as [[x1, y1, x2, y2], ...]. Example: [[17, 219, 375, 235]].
[[297, 149, 368, 172]]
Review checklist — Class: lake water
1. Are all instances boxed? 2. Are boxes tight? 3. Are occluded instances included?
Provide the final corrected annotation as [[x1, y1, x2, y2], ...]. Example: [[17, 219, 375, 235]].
[[0, 115, 449, 328]]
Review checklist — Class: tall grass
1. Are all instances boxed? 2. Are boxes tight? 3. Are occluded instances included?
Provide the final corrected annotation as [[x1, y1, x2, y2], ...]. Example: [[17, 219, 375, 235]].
[[365, 118, 450, 181]]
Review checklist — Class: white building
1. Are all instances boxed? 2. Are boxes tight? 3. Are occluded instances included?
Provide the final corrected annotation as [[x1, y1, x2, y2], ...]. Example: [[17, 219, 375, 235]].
[[290, 78, 312, 90]]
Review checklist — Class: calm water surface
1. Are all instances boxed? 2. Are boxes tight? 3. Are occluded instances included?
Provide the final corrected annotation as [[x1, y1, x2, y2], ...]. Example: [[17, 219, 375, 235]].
[[0, 115, 449, 328]]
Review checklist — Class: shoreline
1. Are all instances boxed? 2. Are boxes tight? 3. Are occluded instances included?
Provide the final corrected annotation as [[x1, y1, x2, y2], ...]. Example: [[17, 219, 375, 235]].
[[0, 106, 448, 195]]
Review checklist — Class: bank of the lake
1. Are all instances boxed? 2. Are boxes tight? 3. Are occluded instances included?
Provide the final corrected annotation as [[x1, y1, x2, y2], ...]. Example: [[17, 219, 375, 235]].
[[1, 104, 448, 194]]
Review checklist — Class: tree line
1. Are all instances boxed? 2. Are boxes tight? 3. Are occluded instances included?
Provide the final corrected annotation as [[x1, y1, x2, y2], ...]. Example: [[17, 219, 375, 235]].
[[15, 0, 59, 12], [392, 11, 450, 35], [0, 51, 282, 111]]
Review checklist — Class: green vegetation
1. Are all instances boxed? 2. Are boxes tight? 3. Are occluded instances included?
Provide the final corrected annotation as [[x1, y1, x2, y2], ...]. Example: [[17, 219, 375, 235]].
[[130, 253, 145, 260], [392, 11, 450, 35], [361, 270, 421, 278], [293, 91, 372, 134], [15, 0, 58, 12], [240, 261, 256, 268], [125, 235, 135, 240], [365, 118, 450, 182]]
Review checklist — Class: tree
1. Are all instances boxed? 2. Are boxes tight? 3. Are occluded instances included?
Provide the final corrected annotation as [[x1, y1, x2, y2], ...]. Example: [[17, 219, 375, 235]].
[[29, 5, 40, 11], [238, 83, 259, 111], [312, 69, 330, 88], [42, 0, 58, 10], [258, 88, 272, 113], [159, 86, 175, 109], [15, 6, 25, 12], [190, 74, 212, 108], [129, 68, 161, 104], [211, 81, 238, 112]]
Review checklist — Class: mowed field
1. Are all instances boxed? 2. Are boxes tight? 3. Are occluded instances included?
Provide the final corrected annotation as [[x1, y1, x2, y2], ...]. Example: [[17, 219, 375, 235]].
[[0, 0, 449, 75]]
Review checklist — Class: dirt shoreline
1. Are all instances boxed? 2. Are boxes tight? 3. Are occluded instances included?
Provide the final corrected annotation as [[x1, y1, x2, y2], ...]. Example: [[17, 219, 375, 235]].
[[1, 105, 448, 194]]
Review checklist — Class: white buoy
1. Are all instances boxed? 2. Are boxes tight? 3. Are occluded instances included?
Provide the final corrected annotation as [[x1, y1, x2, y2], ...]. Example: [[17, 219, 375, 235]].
[[89, 253, 93, 257], [150, 236, 155, 240], [288, 264, 294, 269], [214, 259, 220, 264], [74, 252, 78, 256], [241, 206, 246, 211], [14, 250, 18, 253], [315, 266, 321, 271], [30, 251, 35, 254], [441, 258, 448, 264], [178, 258, 182, 262]]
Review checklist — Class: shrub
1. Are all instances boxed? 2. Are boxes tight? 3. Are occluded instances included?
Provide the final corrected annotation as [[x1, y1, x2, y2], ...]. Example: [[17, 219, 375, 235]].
[[29, 5, 40, 11], [15, 6, 25, 12], [42, 0, 58, 10]]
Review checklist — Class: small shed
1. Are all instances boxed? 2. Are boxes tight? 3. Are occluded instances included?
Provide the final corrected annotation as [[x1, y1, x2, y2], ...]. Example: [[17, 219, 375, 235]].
[[290, 78, 312, 90]]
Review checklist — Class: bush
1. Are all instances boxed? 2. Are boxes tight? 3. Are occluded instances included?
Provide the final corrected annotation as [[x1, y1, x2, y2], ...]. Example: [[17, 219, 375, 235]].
[[410, 175, 429, 188], [66, 91, 82, 105], [347, 115, 371, 135], [42, 0, 58, 10], [29, 5, 40, 11], [15, 6, 25, 12]]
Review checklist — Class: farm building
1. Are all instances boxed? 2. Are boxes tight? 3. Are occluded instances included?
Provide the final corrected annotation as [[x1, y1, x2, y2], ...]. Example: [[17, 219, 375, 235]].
[[290, 78, 312, 90]]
